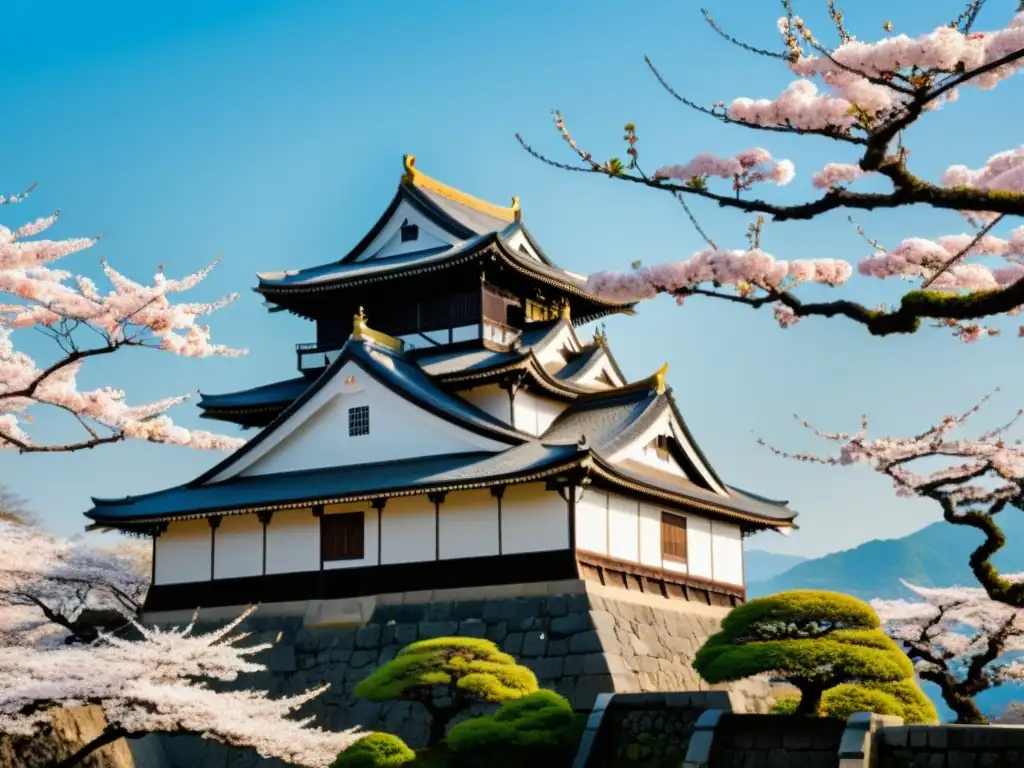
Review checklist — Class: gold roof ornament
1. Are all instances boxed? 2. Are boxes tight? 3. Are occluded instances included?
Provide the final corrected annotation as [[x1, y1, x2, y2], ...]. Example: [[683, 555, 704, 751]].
[[511, 195, 521, 222], [558, 297, 572, 320], [351, 307, 404, 352], [400, 154, 520, 223], [653, 362, 669, 395], [592, 326, 608, 346]]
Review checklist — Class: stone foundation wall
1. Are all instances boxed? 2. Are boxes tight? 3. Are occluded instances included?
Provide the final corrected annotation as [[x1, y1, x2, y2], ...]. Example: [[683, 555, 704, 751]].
[[145, 580, 771, 768], [879, 724, 1024, 767], [709, 713, 846, 768]]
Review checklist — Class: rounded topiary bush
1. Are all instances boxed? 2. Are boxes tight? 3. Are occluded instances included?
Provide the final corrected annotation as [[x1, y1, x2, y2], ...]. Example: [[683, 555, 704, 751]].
[[771, 680, 937, 724], [354, 636, 539, 747], [331, 733, 416, 768], [446, 690, 583, 768], [696, 590, 922, 716]]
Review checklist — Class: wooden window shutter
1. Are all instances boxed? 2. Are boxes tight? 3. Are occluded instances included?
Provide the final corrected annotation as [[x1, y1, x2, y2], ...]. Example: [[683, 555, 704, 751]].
[[321, 512, 365, 561], [661, 512, 688, 563]]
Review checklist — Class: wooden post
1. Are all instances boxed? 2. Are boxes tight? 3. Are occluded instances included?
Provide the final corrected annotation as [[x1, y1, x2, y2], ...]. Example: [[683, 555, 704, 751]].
[[490, 486, 505, 555], [428, 492, 447, 561], [257, 511, 274, 576], [208, 516, 222, 581], [371, 498, 387, 566]]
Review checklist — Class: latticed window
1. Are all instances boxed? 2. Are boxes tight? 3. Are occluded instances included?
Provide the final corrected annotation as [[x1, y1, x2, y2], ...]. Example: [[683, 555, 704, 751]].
[[348, 405, 370, 437], [661, 512, 688, 563], [321, 512, 364, 561]]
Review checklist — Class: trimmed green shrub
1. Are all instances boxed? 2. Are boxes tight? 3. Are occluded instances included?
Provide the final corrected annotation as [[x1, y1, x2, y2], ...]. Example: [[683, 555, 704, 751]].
[[331, 733, 415, 768], [354, 637, 539, 747], [695, 590, 920, 716], [446, 690, 583, 768], [771, 680, 938, 723]]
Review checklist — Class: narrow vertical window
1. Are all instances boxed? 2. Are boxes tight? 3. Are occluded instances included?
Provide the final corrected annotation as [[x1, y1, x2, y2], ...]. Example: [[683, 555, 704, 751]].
[[348, 405, 370, 437], [661, 512, 688, 564]]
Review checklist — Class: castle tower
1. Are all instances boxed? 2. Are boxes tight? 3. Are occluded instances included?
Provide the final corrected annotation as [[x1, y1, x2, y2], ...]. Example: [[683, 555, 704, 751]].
[[84, 156, 796, 747]]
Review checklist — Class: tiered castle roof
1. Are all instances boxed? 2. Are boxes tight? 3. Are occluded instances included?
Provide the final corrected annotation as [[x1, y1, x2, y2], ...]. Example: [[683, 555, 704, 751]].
[[86, 156, 797, 537]]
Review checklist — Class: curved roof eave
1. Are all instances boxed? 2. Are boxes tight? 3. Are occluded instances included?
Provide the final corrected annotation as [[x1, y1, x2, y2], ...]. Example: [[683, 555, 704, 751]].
[[585, 453, 797, 529]]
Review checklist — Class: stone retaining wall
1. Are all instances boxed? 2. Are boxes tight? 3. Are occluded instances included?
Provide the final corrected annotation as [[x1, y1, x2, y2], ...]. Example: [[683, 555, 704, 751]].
[[146, 580, 771, 768], [879, 724, 1024, 767], [709, 713, 846, 768]]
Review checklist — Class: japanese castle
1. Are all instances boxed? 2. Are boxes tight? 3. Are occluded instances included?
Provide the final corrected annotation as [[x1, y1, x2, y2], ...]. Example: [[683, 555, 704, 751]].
[[85, 155, 797, 615]]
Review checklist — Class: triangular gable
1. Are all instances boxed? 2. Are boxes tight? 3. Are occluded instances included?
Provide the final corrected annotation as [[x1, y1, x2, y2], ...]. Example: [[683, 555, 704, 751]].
[[503, 227, 544, 264], [352, 193, 465, 263], [530, 319, 584, 371], [602, 397, 729, 497], [560, 347, 627, 390], [199, 341, 522, 485]]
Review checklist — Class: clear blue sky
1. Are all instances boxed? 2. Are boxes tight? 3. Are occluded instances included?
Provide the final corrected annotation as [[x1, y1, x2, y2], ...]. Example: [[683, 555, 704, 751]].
[[1, 0, 1021, 559]]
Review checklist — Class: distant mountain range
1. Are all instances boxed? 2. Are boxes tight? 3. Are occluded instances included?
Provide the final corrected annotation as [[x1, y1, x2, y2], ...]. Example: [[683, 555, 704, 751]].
[[746, 514, 1024, 718], [744, 550, 809, 584], [747, 512, 1024, 601]]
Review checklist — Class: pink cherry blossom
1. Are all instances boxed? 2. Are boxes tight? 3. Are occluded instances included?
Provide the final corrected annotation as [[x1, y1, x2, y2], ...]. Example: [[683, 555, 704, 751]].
[[0, 184, 247, 452], [0, 521, 361, 766], [872, 579, 1024, 721], [734, 13, 1024, 133], [654, 148, 795, 190], [811, 163, 865, 189]]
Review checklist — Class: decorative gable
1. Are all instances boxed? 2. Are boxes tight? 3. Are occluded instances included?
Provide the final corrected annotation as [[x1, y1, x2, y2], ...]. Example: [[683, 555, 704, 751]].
[[354, 201, 460, 262], [206, 356, 511, 483], [605, 406, 729, 496]]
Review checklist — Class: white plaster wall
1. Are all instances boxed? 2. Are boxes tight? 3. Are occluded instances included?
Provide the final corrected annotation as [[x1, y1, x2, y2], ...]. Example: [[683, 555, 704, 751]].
[[686, 515, 714, 580], [607, 494, 640, 562], [575, 489, 608, 554], [322, 502, 379, 570], [213, 514, 263, 580], [265, 508, 318, 575], [460, 385, 511, 424], [438, 489, 499, 559], [232, 360, 508, 479], [381, 495, 436, 564], [638, 503, 662, 568], [711, 521, 744, 585], [531, 322, 580, 370], [355, 198, 460, 261], [155, 519, 211, 585], [501, 484, 568, 553], [512, 390, 567, 436]]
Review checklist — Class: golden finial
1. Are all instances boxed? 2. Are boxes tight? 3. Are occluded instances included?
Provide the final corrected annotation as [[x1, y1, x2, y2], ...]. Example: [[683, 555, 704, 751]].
[[353, 306, 368, 339], [558, 297, 571, 320], [401, 154, 417, 184], [592, 325, 607, 346], [511, 196, 521, 222], [654, 362, 669, 395], [351, 306, 404, 352]]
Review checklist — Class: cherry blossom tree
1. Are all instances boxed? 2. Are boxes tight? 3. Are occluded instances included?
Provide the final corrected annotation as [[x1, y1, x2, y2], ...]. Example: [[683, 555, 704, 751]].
[[0, 521, 361, 767], [0, 520, 149, 647], [518, 1, 1024, 342], [0, 607, 362, 768], [873, 579, 1024, 724], [0, 181, 246, 453], [761, 390, 1024, 610]]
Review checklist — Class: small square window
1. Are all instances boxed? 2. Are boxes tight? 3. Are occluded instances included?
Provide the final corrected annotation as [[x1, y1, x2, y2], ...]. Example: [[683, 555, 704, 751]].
[[348, 405, 370, 437], [400, 223, 419, 242]]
